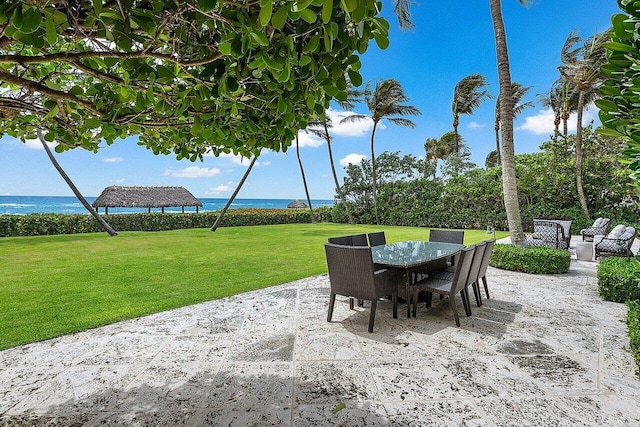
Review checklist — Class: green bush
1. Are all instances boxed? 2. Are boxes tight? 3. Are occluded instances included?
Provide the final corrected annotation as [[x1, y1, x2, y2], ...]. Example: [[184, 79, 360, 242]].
[[596, 257, 640, 303], [627, 300, 640, 377], [0, 207, 332, 237], [489, 244, 571, 274]]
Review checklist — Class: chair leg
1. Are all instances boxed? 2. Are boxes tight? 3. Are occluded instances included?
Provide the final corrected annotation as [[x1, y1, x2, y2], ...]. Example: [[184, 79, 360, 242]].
[[461, 289, 472, 317], [482, 276, 490, 299], [349, 297, 354, 310], [368, 299, 378, 333], [392, 292, 398, 319], [472, 281, 482, 307], [451, 296, 461, 327], [358, 299, 364, 307], [425, 291, 433, 308], [412, 286, 418, 317], [327, 292, 336, 322]]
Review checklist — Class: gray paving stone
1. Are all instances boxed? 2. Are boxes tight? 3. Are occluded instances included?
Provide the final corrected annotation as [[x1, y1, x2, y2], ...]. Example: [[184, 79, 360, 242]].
[[1, 236, 639, 425]]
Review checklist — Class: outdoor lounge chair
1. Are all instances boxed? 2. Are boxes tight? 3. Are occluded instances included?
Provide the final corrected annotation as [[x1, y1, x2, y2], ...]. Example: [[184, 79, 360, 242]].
[[580, 217, 611, 242], [411, 245, 476, 327], [325, 243, 401, 332], [594, 225, 637, 258], [524, 219, 570, 249]]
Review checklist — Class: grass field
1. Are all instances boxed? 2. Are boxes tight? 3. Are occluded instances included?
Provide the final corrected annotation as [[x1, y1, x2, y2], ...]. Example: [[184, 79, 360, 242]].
[[0, 223, 507, 350]]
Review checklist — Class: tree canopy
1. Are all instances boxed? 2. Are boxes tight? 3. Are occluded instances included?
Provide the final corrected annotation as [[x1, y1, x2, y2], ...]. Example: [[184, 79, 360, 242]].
[[0, 0, 389, 160], [598, 0, 640, 183]]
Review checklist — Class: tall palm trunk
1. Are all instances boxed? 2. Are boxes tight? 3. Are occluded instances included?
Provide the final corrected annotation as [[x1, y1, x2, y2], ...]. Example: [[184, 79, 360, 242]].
[[490, 0, 524, 246], [494, 121, 502, 165], [323, 120, 354, 224], [370, 122, 380, 225], [295, 134, 315, 223], [211, 153, 259, 231], [37, 130, 118, 236], [575, 90, 590, 220], [452, 115, 460, 154]]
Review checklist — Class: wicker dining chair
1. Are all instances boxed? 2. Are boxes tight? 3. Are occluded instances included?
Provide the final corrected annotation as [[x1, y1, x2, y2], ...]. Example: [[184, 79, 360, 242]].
[[325, 243, 400, 332], [411, 245, 476, 326], [477, 239, 496, 299], [328, 234, 368, 246], [367, 232, 387, 247]]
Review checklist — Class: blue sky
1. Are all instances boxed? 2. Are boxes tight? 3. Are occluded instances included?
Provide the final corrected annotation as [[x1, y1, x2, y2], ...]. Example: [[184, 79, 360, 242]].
[[0, 0, 619, 199]]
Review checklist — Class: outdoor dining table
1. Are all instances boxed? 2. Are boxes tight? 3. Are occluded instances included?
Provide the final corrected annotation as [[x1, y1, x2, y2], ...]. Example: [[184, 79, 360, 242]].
[[371, 240, 465, 318]]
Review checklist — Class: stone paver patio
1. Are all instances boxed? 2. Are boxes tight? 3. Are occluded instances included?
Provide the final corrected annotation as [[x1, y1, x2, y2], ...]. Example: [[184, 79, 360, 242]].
[[1, 238, 639, 426]]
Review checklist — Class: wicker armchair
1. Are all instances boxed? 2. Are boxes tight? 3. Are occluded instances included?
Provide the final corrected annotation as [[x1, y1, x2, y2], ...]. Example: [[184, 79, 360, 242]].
[[594, 225, 637, 258], [325, 244, 401, 332], [580, 217, 611, 242], [524, 219, 570, 249]]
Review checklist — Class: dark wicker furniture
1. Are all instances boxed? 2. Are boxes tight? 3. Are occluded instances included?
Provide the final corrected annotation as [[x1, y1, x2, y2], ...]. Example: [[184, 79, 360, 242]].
[[411, 246, 476, 327], [367, 232, 387, 247], [594, 225, 637, 258], [325, 244, 400, 332], [524, 219, 571, 249], [581, 218, 611, 242]]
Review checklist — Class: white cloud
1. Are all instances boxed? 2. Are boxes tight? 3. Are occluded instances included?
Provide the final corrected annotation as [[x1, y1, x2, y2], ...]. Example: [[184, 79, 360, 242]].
[[468, 121, 485, 130], [326, 108, 377, 136], [340, 153, 366, 167], [163, 166, 221, 178], [209, 152, 268, 167], [205, 182, 234, 195], [103, 157, 123, 163], [294, 131, 325, 148], [517, 108, 596, 135]]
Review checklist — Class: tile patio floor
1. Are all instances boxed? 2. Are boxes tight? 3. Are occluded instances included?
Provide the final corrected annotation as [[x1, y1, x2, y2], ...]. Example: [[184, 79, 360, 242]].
[[1, 238, 639, 426]]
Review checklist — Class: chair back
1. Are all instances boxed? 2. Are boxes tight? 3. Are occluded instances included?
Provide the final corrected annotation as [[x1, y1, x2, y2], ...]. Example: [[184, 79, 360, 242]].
[[429, 229, 464, 245], [478, 239, 495, 278], [351, 233, 368, 246], [328, 233, 368, 246], [450, 246, 476, 295], [324, 243, 378, 301], [368, 232, 387, 247], [466, 241, 487, 287]]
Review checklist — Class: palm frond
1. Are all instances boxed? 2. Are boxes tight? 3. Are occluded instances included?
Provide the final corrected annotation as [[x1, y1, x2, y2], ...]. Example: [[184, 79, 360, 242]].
[[393, 0, 415, 31], [340, 114, 368, 124], [387, 117, 417, 128]]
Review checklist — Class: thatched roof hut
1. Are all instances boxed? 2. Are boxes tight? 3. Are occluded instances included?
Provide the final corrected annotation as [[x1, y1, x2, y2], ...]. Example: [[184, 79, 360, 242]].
[[287, 199, 308, 209], [92, 186, 203, 214]]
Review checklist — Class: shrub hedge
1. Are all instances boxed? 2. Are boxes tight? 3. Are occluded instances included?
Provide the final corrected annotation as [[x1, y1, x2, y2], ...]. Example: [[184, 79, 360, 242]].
[[627, 300, 640, 376], [596, 257, 640, 303], [0, 207, 331, 237], [489, 244, 571, 274]]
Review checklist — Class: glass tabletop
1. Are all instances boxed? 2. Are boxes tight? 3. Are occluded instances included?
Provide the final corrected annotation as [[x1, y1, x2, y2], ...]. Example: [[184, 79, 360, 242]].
[[371, 241, 464, 268]]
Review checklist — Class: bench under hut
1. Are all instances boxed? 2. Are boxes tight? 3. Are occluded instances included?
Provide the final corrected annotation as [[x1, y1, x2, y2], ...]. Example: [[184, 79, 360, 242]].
[[92, 186, 203, 214]]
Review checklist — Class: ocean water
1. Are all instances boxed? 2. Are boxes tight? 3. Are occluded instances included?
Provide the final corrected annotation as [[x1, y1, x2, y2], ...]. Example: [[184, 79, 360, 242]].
[[0, 195, 334, 215]]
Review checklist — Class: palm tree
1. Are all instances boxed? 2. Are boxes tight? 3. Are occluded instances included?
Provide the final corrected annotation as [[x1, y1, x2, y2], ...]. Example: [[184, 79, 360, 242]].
[[537, 85, 563, 138], [295, 132, 315, 223], [559, 29, 610, 221], [36, 130, 118, 236], [342, 79, 420, 224], [307, 116, 355, 224], [494, 82, 533, 164], [489, 0, 529, 246], [424, 131, 457, 179], [452, 74, 492, 154]]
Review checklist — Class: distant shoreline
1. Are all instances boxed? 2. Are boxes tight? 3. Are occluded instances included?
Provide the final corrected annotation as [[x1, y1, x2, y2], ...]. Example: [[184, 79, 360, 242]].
[[0, 195, 334, 216]]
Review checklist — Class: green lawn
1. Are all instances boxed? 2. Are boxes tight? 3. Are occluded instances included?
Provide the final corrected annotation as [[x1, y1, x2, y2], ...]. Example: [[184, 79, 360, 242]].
[[0, 223, 507, 349]]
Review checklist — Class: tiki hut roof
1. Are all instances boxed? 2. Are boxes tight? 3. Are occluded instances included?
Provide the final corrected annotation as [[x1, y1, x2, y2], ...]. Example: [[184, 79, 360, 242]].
[[287, 199, 308, 209], [92, 186, 202, 208]]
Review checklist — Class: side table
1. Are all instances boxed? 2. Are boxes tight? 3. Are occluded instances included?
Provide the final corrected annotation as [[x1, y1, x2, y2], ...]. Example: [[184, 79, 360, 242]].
[[576, 241, 594, 261]]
